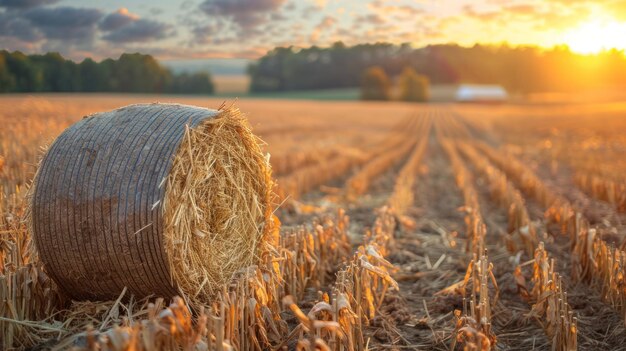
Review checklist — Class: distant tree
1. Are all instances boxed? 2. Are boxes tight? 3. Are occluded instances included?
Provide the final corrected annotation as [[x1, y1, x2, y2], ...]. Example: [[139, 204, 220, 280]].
[[247, 42, 626, 94], [248, 46, 293, 92], [114, 53, 172, 93], [99, 58, 117, 91], [399, 67, 429, 102], [3, 51, 42, 92], [168, 72, 215, 94], [361, 66, 391, 101], [30, 52, 80, 92], [0, 51, 216, 95], [0, 53, 16, 92], [79, 58, 108, 92]]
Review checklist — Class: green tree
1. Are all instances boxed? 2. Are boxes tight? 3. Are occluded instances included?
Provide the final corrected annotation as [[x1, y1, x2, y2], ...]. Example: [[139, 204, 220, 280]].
[[79, 58, 109, 92], [113, 53, 172, 93], [168, 72, 215, 94], [247, 42, 626, 94], [0, 51, 216, 95], [360, 66, 391, 101], [4, 51, 42, 92], [0, 53, 16, 92], [399, 67, 429, 102], [31, 52, 80, 92]]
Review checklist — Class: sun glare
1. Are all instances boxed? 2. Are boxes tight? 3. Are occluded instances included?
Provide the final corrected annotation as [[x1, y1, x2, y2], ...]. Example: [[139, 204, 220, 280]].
[[564, 21, 626, 54]]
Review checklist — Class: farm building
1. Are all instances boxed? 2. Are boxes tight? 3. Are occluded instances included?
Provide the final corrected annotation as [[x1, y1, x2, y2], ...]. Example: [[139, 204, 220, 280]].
[[455, 84, 509, 102], [430, 84, 509, 102]]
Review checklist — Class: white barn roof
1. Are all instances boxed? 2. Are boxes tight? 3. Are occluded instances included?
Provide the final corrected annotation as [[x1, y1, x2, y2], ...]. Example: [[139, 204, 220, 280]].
[[455, 84, 508, 102]]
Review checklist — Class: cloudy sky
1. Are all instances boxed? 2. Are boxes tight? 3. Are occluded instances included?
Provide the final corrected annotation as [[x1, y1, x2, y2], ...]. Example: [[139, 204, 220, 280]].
[[1, 0, 625, 61]]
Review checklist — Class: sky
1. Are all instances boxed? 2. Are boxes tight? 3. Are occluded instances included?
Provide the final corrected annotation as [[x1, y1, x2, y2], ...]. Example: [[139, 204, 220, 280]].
[[1, 0, 626, 62]]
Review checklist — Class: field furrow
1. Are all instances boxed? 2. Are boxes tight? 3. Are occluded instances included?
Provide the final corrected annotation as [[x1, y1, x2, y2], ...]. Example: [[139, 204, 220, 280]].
[[4, 96, 626, 350]]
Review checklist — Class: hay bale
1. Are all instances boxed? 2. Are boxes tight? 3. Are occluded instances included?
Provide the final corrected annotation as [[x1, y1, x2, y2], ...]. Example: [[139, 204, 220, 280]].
[[29, 103, 272, 303]]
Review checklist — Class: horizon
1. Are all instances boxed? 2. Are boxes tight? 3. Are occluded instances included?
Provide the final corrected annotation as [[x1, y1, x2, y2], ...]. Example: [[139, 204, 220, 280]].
[[2, 0, 626, 61], [6, 41, 626, 77]]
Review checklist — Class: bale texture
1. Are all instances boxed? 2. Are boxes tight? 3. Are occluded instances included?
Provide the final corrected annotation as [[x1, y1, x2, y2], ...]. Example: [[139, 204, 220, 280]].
[[30, 103, 272, 303]]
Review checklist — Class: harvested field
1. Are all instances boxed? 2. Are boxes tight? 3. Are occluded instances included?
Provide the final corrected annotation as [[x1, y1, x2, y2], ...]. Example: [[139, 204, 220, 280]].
[[2, 94, 626, 350]]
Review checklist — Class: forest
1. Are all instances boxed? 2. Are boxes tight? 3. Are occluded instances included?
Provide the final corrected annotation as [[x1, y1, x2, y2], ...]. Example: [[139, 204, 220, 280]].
[[248, 42, 626, 93], [3, 43, 626, 95], [0, 51, 214, 94]]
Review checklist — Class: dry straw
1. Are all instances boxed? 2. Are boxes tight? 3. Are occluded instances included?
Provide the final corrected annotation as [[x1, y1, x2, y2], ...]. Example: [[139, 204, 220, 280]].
[[163, 106, 273, 303], [29, 103, 272, 306]]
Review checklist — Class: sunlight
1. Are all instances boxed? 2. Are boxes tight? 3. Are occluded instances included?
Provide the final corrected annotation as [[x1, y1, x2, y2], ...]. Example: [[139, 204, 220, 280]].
[[564, 21, 626, 54]]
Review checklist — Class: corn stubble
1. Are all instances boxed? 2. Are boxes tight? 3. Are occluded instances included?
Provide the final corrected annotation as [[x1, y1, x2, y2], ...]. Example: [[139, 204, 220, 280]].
[[574, 171, 626, 213], [5, 97, 626, 351], [1, 206, 355, 350], [438, 127, 497, 350], [479, 142, 626, 326]]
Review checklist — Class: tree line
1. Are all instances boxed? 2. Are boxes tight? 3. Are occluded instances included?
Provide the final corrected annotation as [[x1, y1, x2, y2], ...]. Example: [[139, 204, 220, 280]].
[[0, 51, 214, 94], [248, 42, 626, 94], [361, 66, 429, 102]]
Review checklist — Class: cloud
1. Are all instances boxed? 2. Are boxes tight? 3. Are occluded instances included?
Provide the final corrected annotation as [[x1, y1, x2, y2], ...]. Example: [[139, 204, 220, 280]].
[[462, 5, 500, 21], [355, 13, 386, 26], [102, 19, 173, 43], [301, 5, 318, 19], [314, 0, 327, 9], [310, 15, 337, 42], [23, 6, 104, 41], [369, 1, 424, 17], [0, 11, 43, 42], [0, 5, 104, 53], [0, 0, 58, 8], [199, 0, 287, 33], [99, 8, 174, 43], [503, 2, 590, 30], [504, 4, 537, 15], [316, 15, 337, 30], [191, 23, 222, 44], [100, 8, 139, 31], [600, 1, 626, 21], [270, 12, 288, 21], [180, 1, 195, 10]]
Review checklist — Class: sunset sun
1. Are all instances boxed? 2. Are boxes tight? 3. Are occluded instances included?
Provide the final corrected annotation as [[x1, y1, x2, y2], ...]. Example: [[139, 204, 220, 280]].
[[564, 21, 626, 54]]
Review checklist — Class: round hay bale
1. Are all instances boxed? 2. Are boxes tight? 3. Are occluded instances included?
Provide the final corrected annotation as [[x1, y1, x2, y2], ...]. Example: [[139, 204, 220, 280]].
[[30, 103, 273, 303]]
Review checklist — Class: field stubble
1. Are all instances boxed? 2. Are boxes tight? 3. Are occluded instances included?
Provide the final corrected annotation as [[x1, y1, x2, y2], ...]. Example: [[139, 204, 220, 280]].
[[2, 95, 626, 350]]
